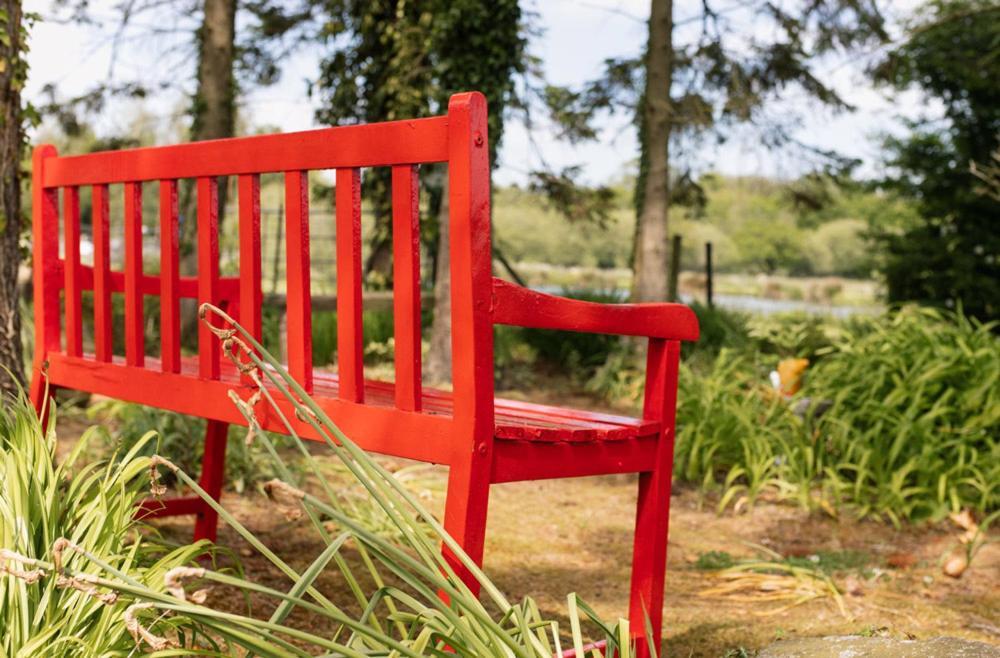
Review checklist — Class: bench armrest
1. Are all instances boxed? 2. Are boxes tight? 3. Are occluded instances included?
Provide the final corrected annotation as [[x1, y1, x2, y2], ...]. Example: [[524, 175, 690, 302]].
[[491, 278, 699, 341]]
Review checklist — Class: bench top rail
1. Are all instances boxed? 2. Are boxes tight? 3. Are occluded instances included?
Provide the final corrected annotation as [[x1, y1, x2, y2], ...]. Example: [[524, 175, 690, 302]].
[[32, 94, 495, 448]]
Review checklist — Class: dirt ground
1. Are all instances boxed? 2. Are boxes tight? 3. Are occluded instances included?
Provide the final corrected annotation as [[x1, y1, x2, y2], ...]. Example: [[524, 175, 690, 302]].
[[56, 405, 999, 657]]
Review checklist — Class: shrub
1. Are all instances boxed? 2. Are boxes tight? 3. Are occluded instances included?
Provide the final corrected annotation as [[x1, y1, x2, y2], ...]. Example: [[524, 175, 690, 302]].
[[0, 390, 204, 655], [672, 306, 999, 523], [808, 306, 999, 523]]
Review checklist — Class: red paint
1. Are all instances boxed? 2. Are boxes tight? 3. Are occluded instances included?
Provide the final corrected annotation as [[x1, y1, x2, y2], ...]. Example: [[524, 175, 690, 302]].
[[392, 165, 422, 411], [30, 146, 60, 421], [63, 187, 82, 357], [124, 182, 145, 368], [197, 177, 220, 380], [194, 420, 229, 543], [239, 174, 262, 385], [92, 184, 112, 363], [238, 175, 262, 341], [285, 170, 313, 391], [29, 93, 698, 656], [160, 180, 181, 373], [336, 168, 364, 403]]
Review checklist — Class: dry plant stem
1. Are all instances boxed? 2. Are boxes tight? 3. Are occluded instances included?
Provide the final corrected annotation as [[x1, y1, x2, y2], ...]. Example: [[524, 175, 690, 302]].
[[164, 566, 206, 601], [0, 548, 45, 583], [200, 303, 553, 658], [149, 459, 452, 656], [227, 376, 395, 633], [56, 572, 119, 605], [201, 306, 502, 599], [227, 390, 492, 647], [124, 602, 175, 650], [225, 394, 397, 652], [148, 458, 345, 615], [55, 538, 323, 654]]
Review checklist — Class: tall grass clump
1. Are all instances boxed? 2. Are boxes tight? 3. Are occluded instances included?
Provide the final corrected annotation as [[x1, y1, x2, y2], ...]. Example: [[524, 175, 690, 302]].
[[0, 389, 205, 655], [673, 306, 998, 524], [808, 306, 999, 524], [49, 305, 639, 657]]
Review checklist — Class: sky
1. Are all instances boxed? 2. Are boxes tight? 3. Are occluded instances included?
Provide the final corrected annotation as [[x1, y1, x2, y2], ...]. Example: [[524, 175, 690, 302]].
[[24, 0, 927, 186]]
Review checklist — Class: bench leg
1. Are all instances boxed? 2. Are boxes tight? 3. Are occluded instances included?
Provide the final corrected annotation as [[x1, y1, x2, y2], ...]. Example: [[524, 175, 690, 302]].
[[628, 468, 672, 658], [629, 339, 680, 658], [193, 420, 229, 543], [442, 454, 491, 596]]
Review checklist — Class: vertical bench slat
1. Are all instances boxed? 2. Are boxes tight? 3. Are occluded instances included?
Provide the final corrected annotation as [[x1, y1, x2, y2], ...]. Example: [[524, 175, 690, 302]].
[[197, 177, 220, 379], [238, 174, 262, 341], [63, 187, 82, 357], [92, 184, 112, 362], [124, 182, 144, 367], [391, 165, 421, 411], [238, 174, 262, 386], [336, 168, 364, 402], [160, 180, 180, 373], [284, 170, 313, 391]]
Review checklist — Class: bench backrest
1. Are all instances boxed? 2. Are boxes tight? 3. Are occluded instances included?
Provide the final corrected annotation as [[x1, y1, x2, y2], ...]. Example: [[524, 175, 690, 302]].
[[31, 92, 494, 445]]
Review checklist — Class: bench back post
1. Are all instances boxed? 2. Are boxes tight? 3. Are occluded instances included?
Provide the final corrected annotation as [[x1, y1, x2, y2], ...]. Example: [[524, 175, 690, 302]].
[[446, 92, 495, 453], [31, 145, 61, 370]]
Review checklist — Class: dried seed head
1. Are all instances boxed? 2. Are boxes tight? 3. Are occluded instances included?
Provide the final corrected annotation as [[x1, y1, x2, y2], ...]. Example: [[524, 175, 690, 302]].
[[164, 566, 206, 601], [190, 588, 211, 604], [149, 455, 179, 472], [52, 537, 73, 573], [124, 602, 176, 651], [263, 479, 306, 521], [56, 573, 118, 605], [0, 550, 45, 584], [264, 479, 306, 502]]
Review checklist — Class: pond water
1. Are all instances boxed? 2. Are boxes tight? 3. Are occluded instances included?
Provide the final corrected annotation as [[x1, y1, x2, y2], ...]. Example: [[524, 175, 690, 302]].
[[532, 286, 881, 317], [683, 293, 882, 317]]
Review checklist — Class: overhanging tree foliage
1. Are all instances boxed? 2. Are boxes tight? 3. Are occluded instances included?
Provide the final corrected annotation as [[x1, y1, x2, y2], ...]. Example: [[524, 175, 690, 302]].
[[870, 0, 1000, 320], [312, 0, 527, 381], [545, 0, 888, 301]]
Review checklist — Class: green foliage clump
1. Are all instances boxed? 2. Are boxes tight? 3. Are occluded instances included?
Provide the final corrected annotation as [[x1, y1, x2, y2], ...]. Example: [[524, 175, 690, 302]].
[[871, 0, 1000, 320], [672, 306, 998, 524], [807, 307, 999, 523], [0, 392, 202, 655]]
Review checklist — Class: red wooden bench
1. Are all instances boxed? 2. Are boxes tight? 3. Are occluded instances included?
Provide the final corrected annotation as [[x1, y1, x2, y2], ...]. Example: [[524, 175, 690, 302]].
[[29, 92, 698, 656]]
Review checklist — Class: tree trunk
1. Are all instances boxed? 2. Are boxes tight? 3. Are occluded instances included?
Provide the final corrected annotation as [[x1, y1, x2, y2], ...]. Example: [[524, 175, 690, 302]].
[[632, 0, 673, 302], [0, 0, 25, 398], [179, 0, 237, 338], [426, 177, 451, 384], [181, 0, 237, 259]]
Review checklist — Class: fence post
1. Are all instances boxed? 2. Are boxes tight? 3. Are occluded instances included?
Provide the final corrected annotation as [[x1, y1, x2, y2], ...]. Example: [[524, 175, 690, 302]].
[[705, 241, 714, 308], [667, 234, 682, 302]]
